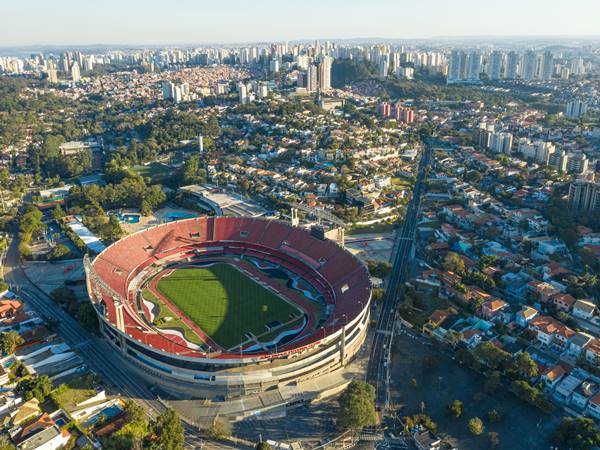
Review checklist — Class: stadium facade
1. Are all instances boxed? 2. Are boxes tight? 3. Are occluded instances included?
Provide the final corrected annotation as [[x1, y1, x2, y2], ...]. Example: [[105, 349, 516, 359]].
[[85, 217, 371, 397]]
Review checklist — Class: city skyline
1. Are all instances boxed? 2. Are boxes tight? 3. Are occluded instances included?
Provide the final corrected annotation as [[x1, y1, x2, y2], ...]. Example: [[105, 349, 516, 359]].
[[3, 0, 600, 47]]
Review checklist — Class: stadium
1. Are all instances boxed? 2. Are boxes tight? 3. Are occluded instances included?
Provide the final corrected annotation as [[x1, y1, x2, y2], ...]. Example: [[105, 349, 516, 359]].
[[84, 216, 371, 398]]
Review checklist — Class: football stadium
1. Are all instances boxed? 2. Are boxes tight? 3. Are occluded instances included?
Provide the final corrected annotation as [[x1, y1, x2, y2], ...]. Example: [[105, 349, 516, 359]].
[[84, 216, 371, 397]]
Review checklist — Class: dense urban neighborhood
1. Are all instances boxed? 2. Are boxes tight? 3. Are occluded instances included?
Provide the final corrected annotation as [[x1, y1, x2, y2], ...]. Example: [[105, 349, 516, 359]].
[[0, 32, 599, 450]]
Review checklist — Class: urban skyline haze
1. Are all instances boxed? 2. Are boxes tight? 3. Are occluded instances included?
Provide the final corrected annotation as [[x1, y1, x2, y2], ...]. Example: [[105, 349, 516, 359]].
[[3, 0, 600, 47]]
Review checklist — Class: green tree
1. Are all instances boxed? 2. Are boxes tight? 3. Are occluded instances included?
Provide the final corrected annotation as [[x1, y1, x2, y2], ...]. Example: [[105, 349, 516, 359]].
[[16, 375, 53, 401], [150, 409, 184, 450], [208, 417, 231, 440], [0, 435, 15, 450], [553, 416, 600, 450], [255, 442, 272, 450], [337, 380, 377, 430], [511, 352, 538, 379], [442, 252, 465, 275], [487, 409, 501, 423], [48, 244, 71, 261], [468, 417, 484, 436], [0, 331, 24, 356], [448, 400, 463, 418], [76, 303, 99, 333], [483, 371, 502, 394]]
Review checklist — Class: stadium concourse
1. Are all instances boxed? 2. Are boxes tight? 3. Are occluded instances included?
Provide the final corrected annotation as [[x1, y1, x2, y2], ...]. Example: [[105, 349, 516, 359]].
[[85, 216, 371, 400]]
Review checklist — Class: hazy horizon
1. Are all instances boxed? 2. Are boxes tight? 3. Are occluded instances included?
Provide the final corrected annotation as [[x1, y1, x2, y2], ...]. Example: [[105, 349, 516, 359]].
[[3, 0, 600, 47]]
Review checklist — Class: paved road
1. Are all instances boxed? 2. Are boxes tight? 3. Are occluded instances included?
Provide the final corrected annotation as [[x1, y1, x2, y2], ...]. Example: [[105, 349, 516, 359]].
[[366, 142, 432, 408], [3, 238, 245, 449]]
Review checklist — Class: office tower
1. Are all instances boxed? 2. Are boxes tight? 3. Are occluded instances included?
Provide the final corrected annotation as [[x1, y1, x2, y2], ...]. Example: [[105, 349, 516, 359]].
[[318, 56, 332, 91], [521, 50, 538, 80], [568, 179, 600, 213], [306, 64, 318, 92], [59, 53, 69, 73], [70, 62, 81, 82], [296, 55, 310, 70], [566, 100, 588, 119], [540, 51, 554, 80], [466, 51, 482, 81], [488, 51, 505, 80], [447, 50, 467, 83], [505, 51, 519, 79]]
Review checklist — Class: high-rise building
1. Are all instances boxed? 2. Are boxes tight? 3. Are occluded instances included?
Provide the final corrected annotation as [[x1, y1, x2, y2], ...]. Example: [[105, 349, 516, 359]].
[[70, 62, 81, 82], [466, 51, 482, 81], [379, 102, 391, 117], [566, 100, 588, 119], [521, 50, 538, 80], [393, 105, 414, 124], [490, 132, 513, 154], [568, 179, 600, 213], [488, 51, 505, 80], [318, 56, 332, 91], [567, 152, 589, 174], [238, 82, 248, 104], [447, 50, 467, 83], [397, 66, 414, 80], [379, 57, 389, 79], [548, 150, 569, 172], [505, 51, 519, 79], [540, 51, 554, 80], [47, 68, 58, 83], [307, 64, 319, 92]]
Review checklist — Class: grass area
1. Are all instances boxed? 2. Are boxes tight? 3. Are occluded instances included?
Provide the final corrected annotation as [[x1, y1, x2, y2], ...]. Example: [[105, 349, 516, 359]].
[[142, 289, 204, 346], [132, 163, 169, 179], [156, 263, 300, 349], [51, 374, 100, 411]]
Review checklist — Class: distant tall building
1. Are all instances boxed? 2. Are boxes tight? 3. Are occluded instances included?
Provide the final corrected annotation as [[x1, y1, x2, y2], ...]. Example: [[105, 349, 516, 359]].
[[379, 102, 391, 117], [70, 62, 81, 82], [488, 51, 505, 80], [566, 100, 588, 119], [568, 179, 600, 213], [540, 51, 554, 80], [379, 57, 389, 79], [567, 152, 589, 174], [521, 50, 538, 80], [505, 51, 519, 79], [47, 68, 58, 83], [397, 66, 414, 80], [318, 56, 332, 91], [447, 50, 467, 83], [466, 51, 482, 81], [307, 64, 319, 92], [238, 82, 248, 104], [490, 132, 513, 154]]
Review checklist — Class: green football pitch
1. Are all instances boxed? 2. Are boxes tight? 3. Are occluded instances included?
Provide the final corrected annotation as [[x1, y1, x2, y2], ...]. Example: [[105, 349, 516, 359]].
[[155, 263, 300, 349]]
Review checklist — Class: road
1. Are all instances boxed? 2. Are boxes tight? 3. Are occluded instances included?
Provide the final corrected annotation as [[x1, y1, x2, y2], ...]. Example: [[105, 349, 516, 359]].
[[366, 142, 432, 409], [3, 238, 244, 449]]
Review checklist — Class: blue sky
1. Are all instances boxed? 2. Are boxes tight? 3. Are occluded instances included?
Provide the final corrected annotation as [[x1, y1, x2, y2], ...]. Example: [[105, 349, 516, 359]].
[[3, 0, 600, 46]]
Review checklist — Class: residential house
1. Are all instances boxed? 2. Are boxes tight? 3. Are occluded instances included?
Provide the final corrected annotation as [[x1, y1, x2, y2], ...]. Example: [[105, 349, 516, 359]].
[[413, 430, 442, 450], [541, 363, 569, 390], [573, 300, 596, 320], [480, 299, 508, 321], [551, 293, 577, 313], [571, 380, 600, 412], [566, 332, 595, 359], [516, 306, 538, 328]]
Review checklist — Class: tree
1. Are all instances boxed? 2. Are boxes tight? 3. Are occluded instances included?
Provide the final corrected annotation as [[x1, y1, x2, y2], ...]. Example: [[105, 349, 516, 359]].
[[16, 375, 53, 401], [0, 331, 24, 356], [473, 342, 510, 370], [488, 431, 500, 449], [48, 244, 71, 261], [0, 435, 15, 450], [337, 380, 377, 430], [553, 416, 600, 450], [487, 409, 501, 423], [468, 417, 484, 436], [208, 417, 231, 440], [76, 303, 99, 333], [150, 409, 184, 450], [448, 400, 463, 418], [511, 352, 538, 379], [255, 442, 272, 450], [442, 252, 465, 275]]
